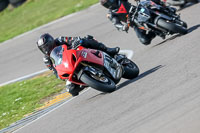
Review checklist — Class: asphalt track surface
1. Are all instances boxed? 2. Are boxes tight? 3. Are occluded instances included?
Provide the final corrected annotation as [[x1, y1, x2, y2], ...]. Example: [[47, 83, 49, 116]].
[[0, 2, 200, 133]]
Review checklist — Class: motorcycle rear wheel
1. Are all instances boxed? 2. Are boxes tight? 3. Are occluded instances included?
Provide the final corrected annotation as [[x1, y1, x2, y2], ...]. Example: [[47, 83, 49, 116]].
[[80, 72, 116, 93], [122, 60, 139, 79], [157, 18, 188, 35]]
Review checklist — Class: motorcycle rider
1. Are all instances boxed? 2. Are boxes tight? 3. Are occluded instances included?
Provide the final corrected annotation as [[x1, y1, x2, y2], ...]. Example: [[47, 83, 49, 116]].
[[100, 0, 170, 45], [36, 33, 120, 96]]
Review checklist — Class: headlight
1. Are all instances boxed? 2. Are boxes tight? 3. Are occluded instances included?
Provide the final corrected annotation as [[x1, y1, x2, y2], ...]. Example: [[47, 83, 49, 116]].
[[81, 51, 87, 58]]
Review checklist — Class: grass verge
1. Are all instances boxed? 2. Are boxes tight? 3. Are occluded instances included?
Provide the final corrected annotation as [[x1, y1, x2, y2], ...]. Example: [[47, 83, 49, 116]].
[[0, 72, 65, 129], [0, 0, 98, 43]]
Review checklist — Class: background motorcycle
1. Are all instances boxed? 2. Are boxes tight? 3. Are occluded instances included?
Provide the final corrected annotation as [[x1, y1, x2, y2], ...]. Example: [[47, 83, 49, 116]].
[[50, 45, 139, 93], [128, 0, 188, 39]]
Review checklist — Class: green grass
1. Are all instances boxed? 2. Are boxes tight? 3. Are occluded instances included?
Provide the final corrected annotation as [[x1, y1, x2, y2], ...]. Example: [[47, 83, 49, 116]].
[[0, 72, 65, 129], [0, 0, 98, 42]]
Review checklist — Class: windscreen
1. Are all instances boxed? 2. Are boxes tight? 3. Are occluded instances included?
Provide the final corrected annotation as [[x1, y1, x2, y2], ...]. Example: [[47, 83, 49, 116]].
[[50, 46, 63, 66]]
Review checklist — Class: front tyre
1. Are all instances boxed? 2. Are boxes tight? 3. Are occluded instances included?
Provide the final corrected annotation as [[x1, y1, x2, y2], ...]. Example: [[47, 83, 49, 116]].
[[80, 72, 116, 93], [122, 60, 139, 79], [157, 18, 188, 35]]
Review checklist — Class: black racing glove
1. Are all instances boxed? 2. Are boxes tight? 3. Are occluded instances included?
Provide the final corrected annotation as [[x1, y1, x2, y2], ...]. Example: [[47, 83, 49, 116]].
[[84, 35, 94, 40], [52, 67, 60, 79], [72, 37, 83, 49], [43, 56, 53, 70], [56, 36, 69, 46]]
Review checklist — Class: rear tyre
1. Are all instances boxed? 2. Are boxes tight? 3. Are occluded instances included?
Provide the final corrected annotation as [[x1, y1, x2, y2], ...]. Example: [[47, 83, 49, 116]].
[[122, 60, 139, 79], [0, 0, 9, 12], [80, 72, 116, 93], [157, 18, 188, 35]]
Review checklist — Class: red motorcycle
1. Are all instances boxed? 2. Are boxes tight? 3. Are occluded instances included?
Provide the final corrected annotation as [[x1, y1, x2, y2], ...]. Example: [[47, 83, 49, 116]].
[[50, 45, 139, 93]]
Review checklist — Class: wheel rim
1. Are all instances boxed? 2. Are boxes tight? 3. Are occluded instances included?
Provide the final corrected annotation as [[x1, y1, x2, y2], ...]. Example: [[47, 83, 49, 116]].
[[90, 74, 109, 83]]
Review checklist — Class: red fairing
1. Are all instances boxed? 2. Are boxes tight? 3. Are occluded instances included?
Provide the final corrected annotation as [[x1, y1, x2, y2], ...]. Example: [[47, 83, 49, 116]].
[[116, 4, 127, 14], [54, 45, 104, 85], [55, 45, 76, 78]]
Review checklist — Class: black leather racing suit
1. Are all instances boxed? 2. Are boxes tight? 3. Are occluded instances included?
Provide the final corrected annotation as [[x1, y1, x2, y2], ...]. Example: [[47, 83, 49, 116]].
[[43, 35, 119, 96], [107, 0, 161, 45]]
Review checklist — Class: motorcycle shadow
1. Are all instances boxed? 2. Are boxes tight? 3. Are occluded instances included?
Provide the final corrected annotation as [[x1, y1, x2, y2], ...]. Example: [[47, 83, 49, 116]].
[[153, 24, 200, 47], [187, 24, 200, 34], [86, 92, 107, 101], [116, 65, 164, 90], [86, 65, 164, 99], [153, 34, 182, 47]]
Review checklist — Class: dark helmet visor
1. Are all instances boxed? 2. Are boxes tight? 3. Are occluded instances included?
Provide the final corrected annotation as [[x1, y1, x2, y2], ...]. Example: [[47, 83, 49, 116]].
[[37, 33, 55, 55]]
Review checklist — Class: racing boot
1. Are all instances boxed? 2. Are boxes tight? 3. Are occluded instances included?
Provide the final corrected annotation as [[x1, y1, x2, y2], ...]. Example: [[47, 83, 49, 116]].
[[99, 43, 120, 57], [105, 47, 120, 57]]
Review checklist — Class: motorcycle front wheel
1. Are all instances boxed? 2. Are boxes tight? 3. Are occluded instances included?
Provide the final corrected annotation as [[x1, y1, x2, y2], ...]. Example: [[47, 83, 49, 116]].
[[157, 18, 188, 35], [80, 72, 116, 93]]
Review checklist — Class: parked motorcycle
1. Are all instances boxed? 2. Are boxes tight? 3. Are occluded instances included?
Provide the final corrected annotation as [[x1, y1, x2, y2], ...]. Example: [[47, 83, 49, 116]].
[[128, 0, 188, 39], [50, 45, 139, 93]]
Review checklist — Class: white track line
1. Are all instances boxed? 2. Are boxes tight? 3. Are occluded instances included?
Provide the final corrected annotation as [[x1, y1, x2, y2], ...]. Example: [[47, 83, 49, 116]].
[[12, 88, 90, 133], [0, 69, 48, 86]]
